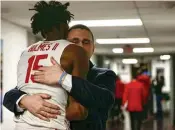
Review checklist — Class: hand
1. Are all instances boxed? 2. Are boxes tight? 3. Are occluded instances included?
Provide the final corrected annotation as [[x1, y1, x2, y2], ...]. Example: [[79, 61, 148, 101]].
[[34, 57, 64, 85], [121, 102, 128, 110], [121, 106, 125, 110], [20, 93, 61, 121]]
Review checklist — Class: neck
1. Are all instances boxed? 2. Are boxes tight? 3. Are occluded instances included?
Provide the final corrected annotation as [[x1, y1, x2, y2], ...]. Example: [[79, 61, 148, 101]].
[[45, 32, 63, 41], [45, 36, 61, 41]]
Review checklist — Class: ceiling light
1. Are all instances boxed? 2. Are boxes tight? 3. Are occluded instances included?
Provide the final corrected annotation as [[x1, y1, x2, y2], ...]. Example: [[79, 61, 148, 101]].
[[69, 19, 143, 27], [112, 48, 124, 53], [96, 38, 150, 44], [104, 60, 110, 65], [160, 55, 171, 60], [122, 59, 138, 64], [133, 47, 154, 53]]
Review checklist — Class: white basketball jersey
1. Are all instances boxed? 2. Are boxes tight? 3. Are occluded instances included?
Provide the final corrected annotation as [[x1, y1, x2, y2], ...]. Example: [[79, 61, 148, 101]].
[[15, 40, 70, 129]]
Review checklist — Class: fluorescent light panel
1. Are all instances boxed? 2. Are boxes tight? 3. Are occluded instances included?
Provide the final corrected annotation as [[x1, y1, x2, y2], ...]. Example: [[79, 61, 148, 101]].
[[112, 48, 123, 53], [96, 38, 150, 44], [133, 47, 154, 53], [160, 55, 171, 60], [122, 59, 138, 64], [69, 19, 142, 27], [104, 60, 110, 65]]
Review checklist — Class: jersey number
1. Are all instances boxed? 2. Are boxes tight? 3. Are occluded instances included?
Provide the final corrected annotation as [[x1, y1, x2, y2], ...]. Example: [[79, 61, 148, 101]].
[[25, 54, 48, 83]]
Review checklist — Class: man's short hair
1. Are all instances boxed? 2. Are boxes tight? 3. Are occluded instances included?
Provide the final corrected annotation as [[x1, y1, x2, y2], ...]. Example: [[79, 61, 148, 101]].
[[68, 24, 94, 42]]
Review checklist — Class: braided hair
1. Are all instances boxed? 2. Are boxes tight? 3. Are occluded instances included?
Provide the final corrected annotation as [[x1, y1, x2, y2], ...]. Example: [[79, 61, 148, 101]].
[[30, 1, 74, 37]]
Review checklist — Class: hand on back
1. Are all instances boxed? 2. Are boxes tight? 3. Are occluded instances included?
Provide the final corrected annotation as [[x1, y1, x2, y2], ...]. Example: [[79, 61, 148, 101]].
[[20, 93, 61, 121]]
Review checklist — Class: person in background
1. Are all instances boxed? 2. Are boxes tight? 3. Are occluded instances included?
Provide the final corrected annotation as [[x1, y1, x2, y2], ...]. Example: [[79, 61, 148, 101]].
[[153, 75, 165, 119], [137, 73, 151, 120], [110, 75, 124, 124], [123, 77, 146, 130], [115, 75, 125, 120]]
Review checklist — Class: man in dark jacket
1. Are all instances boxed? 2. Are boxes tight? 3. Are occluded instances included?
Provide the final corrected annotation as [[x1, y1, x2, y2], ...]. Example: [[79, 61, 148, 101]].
[[3, 24, 116, 130], [153, 75, 164, 119]]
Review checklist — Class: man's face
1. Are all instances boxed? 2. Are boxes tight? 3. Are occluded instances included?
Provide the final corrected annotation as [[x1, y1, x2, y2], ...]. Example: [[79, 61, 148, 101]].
[[67, 29, 94, 59]]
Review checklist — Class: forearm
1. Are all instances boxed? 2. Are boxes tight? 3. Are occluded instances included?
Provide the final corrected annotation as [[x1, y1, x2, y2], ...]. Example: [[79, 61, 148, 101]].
[[69, 76, 115, 109], [3, 88, 26, 115], [66, 108, 88, 121], [60, 68, 116, 109], [66, 96, 88, 121]]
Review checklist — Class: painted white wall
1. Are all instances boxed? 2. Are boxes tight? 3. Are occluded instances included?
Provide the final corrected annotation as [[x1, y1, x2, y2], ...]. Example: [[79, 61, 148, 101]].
[[110, 60, 131, 83], [110, 60, 118, 74], [90, 54, 97, 65], [1, 19, 28, 130]]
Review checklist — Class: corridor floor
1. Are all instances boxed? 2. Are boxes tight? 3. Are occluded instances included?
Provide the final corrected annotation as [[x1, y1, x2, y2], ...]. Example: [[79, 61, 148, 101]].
[[107, 112, 173, 130]]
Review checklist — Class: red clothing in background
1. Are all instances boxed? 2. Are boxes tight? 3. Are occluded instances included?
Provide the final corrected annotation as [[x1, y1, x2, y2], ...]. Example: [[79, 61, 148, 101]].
[[137, 74, 151, 102], [123, 80, 146, 112], [115, 79, 125, 99]]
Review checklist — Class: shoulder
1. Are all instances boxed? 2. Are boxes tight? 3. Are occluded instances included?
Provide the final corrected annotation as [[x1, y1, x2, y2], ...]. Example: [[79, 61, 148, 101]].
[[61, 44, 89, 72], [125, 82, 130, 87], [65, 44, 86, 54], [61, 44, 88, 63], [137, 82, 144, 88], [64, 44, 87, 58]]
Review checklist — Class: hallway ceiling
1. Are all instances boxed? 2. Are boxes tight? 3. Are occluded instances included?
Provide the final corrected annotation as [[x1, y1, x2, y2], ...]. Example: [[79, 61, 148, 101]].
[[1, 1, 175, 55]]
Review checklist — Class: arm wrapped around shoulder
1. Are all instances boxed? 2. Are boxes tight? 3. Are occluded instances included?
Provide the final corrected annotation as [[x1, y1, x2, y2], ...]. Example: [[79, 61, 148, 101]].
[[66, 96, 88, 121], [62, 44, 89, 121]]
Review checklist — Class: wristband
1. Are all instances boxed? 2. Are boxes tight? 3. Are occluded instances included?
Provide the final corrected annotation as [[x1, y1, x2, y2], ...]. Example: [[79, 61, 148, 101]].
[[58, 71, 67, 85], [61, 73, 67, 85]]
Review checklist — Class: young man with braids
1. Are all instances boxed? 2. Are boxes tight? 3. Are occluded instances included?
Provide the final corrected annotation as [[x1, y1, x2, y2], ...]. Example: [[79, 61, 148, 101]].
[[4, 24, 116, 130], [14, 1, 88, 130]]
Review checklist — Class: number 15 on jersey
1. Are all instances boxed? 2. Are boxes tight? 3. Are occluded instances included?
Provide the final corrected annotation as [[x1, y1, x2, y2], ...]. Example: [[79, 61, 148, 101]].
[[25, 54, 48, 83]]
